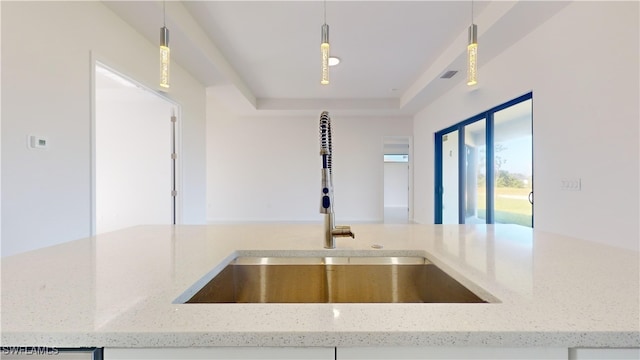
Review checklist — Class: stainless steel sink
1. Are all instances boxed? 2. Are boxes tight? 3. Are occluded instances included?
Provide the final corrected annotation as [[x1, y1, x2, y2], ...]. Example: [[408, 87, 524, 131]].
[[184, 256, 487, 304]]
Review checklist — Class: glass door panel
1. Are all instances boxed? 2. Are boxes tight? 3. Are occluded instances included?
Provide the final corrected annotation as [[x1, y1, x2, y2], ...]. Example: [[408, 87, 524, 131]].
[[464, 119, 486, 224], [492, 99, 533, 227], [441, 130, 459, 224]]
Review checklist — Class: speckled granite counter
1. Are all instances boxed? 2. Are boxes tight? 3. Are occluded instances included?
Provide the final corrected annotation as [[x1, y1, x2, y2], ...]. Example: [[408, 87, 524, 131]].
[[1, 224, 639, 347]]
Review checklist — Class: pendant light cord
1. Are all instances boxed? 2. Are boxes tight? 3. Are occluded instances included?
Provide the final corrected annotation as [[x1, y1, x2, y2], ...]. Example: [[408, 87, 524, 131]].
[[471, 0, 474, 24], [323, 0, 327, 25], [163, 0, 166, 27]]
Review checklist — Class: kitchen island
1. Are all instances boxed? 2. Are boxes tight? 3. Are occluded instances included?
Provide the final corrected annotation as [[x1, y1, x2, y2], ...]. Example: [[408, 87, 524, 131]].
[[1, 224, 639, 356]]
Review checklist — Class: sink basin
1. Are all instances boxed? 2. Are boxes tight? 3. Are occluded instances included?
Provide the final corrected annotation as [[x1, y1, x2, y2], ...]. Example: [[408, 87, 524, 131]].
[[184, 256, 488, 303]]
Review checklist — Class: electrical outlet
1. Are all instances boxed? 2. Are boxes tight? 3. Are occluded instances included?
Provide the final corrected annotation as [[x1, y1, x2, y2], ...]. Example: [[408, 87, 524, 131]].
[[561, 178, 581, 191]]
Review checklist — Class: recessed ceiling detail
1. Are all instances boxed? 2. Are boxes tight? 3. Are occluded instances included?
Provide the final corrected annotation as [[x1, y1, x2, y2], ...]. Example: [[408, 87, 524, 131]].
[[103, 1, 570, 116]]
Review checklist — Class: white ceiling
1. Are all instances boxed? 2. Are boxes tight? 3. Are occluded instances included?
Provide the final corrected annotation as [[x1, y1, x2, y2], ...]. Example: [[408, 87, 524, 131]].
[[103, 1, 569, 117]]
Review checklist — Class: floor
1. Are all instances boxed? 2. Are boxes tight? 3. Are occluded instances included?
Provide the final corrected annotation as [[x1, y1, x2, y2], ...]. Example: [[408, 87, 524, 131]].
[[383, 206, 410, 224]]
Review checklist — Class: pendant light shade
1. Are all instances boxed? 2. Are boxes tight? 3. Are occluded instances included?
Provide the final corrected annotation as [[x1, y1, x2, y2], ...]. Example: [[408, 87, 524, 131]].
[[466, 0, 478, 86], [160, 25, 170, 89], [159, 1, 170, 89], [321, 23, 330, 85], [467, 23, 478, 86], [320, 0, 331, 85]]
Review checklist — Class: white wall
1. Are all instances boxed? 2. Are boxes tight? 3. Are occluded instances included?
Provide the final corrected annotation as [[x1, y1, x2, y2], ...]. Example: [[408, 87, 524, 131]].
[[1, 2, 207, 256], [413, 2, 639, 250], [207, 98, 413, 223]]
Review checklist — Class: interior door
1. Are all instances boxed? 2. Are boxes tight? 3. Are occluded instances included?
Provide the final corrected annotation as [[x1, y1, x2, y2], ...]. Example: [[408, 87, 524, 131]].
[[95, 64, 175, 234]]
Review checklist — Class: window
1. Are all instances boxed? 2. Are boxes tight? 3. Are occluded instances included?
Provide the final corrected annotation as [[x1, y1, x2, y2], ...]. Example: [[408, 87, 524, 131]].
[[435, 93, 533, 227]]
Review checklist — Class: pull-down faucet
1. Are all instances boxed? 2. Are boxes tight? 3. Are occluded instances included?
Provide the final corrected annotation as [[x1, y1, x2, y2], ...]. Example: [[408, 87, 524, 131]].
[[319, 111, 355, 249]]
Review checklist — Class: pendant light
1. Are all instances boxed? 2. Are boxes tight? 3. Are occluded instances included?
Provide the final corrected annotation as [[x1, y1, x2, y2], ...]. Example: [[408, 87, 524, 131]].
[[320, 0, 330, 85], [159, 1, 170, 89], [467, 0, 478, 86]]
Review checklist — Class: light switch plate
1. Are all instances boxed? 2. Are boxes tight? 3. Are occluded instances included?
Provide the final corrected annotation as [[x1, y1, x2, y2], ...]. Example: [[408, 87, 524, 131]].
[[28, 135, 49, 149]]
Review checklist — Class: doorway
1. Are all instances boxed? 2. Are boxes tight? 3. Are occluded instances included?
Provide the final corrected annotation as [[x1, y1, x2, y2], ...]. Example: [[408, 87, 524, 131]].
[[383, 137, 410, 224], [93, 63, 178, 234]]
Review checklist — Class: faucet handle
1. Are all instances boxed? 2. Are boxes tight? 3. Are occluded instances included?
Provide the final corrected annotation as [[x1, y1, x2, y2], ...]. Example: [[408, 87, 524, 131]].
[[334, 226, 355, 239]]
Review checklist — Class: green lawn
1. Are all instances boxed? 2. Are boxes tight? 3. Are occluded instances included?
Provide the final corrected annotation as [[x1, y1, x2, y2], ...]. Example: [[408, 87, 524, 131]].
[[476, 187, 532, 227]]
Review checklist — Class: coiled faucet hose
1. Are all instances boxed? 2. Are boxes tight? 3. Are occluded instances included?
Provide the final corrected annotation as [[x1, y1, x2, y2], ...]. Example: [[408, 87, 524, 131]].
[[319, 111, 333, 174]]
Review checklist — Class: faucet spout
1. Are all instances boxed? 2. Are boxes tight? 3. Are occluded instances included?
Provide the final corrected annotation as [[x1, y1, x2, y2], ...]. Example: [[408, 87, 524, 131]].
[[319, 111, 354, 249], [323, 212, 355, 249]]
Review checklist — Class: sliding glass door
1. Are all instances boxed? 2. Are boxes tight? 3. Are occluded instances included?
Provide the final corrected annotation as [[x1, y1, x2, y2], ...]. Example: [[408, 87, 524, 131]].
[[435, 93, 532, 227], [493, 99, 533, 227], [464, 119, 487, 224], [440, 129, 459, 224]]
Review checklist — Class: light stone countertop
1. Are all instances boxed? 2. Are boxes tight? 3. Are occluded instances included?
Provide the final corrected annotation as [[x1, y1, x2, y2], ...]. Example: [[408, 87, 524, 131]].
[[1, 224, 639, 348]]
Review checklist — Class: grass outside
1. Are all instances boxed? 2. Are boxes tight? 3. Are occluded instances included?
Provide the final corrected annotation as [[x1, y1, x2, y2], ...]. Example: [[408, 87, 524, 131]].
[[476, 186, 532, 227]]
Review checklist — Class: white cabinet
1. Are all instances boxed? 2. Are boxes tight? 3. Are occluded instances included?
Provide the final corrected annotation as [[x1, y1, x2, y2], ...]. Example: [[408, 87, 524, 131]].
[[104, 347, 334, 360], [337, 347, 568, 360], [104, 346, 640, 360], [569, 348, 640, 360]]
